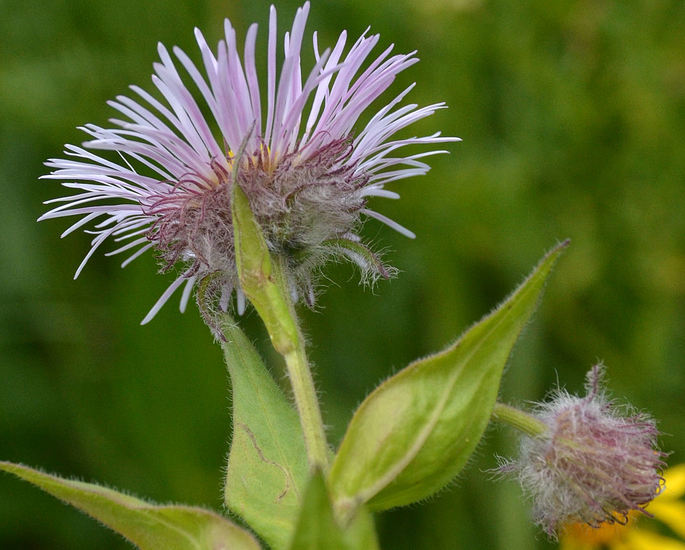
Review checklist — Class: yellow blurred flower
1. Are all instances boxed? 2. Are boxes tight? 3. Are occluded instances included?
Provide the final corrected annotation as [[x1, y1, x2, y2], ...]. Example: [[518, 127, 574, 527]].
[[559, 464, 685, 550]]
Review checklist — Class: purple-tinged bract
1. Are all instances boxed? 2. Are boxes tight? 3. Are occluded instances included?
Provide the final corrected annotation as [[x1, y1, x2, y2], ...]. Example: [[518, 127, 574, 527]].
[[40, 2, 457, 323], [499, 365, 666, 537]]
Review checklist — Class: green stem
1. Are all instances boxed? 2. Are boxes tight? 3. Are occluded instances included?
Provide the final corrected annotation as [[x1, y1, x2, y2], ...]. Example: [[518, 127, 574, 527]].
[[263, 257, 330, 471], [284, 341, 330, 470], [491, 402, 547, 438], [231, 181, 329, 470]]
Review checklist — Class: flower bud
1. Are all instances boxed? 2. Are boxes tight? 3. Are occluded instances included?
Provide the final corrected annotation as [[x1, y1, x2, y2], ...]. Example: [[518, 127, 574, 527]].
[[498, 365, 666, 537]]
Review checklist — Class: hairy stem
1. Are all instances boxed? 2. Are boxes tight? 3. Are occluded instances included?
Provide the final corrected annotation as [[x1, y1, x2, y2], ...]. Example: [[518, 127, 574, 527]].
[[284, 340, 330, 470], [492, 402, 547, 438], [264, 257, 330, 470], [232, 180, 330, 470]]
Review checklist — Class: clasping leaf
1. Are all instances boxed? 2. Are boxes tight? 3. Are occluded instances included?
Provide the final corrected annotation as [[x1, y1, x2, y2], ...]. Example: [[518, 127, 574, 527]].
[[231, 179, 298, 356], [328, 241, 569, 514], [288, 471, 380, 550], [222, 318, 309, 550], [0, 461, 261, 550]]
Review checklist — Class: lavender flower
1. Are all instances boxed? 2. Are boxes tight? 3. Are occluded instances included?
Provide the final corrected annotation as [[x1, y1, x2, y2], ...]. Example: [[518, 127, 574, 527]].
[[499, 365, 666, 537], [40, 2, 457, 323]]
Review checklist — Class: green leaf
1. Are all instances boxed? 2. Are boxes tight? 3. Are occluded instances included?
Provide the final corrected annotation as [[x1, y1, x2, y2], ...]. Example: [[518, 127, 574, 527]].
[[231, 180, 298, 356], [288, 471, 348, 550], [222, 319, 309, 550], [339, 506, 380, 550], [0, 461, 260, 550], [328, 241, 569, 514], [287, 471, 379, 550], [232, 172, 330, 472]]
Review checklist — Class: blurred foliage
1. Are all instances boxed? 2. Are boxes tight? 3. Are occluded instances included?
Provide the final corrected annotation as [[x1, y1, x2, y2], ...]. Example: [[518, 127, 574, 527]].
[[1, 0, 683, 548]]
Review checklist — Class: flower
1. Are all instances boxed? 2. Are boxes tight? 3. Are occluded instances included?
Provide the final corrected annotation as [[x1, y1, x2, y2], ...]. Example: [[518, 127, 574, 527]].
[[498, 365, 666, 537], [559, 464, 685, 550], [40, 2, 457, 324]]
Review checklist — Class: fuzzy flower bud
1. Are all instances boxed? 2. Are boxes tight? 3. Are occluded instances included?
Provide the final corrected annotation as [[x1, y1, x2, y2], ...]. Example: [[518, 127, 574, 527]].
[[497, 365, 666, 537]]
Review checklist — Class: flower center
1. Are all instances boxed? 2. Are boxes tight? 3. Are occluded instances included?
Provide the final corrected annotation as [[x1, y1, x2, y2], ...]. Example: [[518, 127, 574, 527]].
[[145, 138, 367, 282]]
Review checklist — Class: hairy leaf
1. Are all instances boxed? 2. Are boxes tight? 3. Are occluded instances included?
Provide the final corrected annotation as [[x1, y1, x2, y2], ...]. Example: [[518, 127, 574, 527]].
[[0, 461, 260, 550], [222, 319, 309, 550], [288, 471, 379, 550], [329, 241, 569, 513]]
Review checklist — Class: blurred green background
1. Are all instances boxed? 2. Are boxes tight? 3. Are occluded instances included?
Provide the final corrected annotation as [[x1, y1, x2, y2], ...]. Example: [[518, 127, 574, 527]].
[[1, 0, 684, 548]]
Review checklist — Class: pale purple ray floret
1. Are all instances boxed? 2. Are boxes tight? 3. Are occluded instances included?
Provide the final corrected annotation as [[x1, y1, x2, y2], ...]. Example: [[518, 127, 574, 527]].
[[40, 2, 458, 324]]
